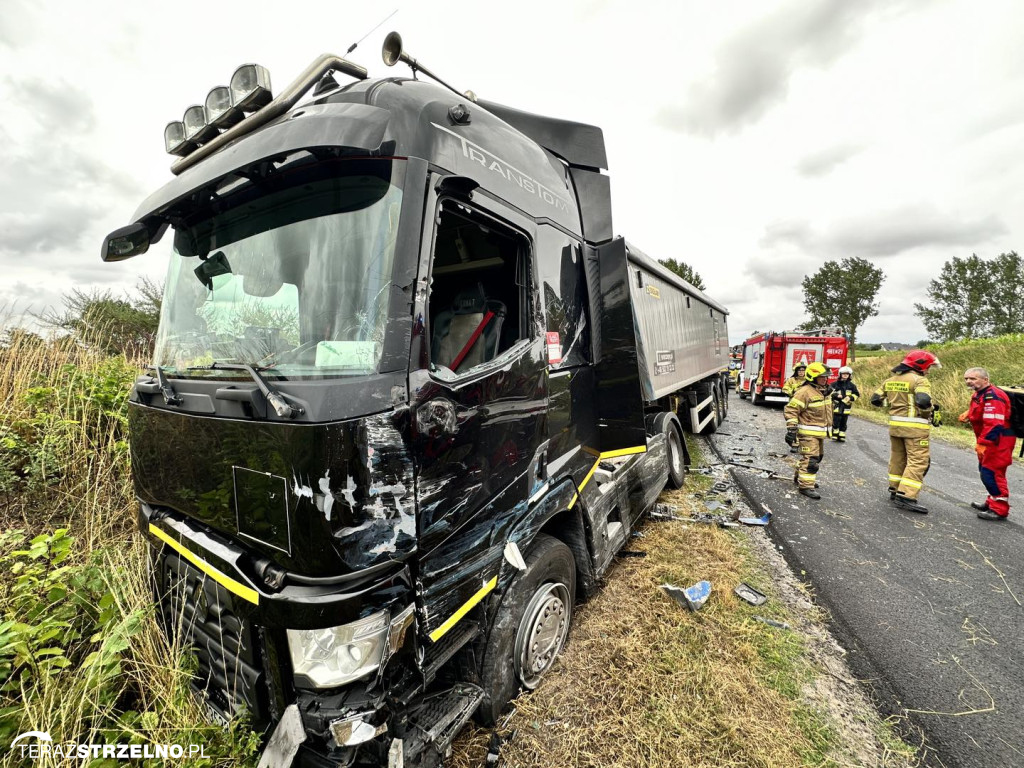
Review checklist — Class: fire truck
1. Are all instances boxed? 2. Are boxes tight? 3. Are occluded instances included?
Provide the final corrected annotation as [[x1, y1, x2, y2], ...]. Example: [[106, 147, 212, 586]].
[[737, 330, 848, 405], [100, 33, 730, 767]]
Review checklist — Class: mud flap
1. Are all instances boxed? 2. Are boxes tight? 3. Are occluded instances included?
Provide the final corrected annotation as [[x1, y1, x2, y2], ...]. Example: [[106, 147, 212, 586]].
[[585, 236, 647, 453]]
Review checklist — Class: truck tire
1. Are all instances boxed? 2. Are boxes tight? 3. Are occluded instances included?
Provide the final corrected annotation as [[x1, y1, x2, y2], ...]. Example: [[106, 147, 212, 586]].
[[701, 388, 721, 435], [652, 412, 686, 489], [477, 534, 576, 726], [752, 387, 763, 407]]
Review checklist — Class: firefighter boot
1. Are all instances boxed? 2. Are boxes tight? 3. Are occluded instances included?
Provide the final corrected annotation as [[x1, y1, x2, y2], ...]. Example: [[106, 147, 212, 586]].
[[894, 494, 928, 514], [970, 500, 989, 511], [799, 488, 821, 500]]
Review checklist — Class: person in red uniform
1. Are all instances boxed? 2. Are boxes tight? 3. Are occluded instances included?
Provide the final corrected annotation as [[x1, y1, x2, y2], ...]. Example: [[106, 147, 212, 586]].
[[959, 367, 1014, 520]]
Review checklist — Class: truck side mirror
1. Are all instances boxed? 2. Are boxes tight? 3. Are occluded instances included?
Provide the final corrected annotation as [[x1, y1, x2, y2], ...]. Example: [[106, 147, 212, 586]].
[[101, 222, 150, 262]]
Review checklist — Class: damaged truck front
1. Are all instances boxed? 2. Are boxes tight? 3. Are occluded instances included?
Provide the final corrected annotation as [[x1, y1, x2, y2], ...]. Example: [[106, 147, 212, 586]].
[[102, 39, 729, 767]]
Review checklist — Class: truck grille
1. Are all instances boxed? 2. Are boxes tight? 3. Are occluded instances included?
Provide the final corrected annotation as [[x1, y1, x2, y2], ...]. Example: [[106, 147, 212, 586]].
[[158, 552, 267, 725]]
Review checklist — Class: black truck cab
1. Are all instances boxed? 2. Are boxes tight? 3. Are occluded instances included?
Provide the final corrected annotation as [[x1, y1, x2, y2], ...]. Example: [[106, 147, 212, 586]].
[[105, 45, 712, 767]]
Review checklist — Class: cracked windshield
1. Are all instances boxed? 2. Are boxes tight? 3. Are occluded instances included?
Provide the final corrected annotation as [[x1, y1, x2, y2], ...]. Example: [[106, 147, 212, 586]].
[[152, 159, 403, 379]]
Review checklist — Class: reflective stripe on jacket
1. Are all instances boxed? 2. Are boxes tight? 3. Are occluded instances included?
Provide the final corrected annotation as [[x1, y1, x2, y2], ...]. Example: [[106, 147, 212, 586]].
[[784, 382, 833, 430], [873, 371, 932, 436]]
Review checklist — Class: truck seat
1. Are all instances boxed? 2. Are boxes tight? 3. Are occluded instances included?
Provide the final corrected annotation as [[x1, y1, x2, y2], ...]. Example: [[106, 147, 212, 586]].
[[431, 283, 506, 372]]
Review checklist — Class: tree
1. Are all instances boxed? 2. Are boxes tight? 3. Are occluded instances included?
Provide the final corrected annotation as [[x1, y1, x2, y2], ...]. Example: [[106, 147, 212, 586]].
[[659, 258, 706, 290], [988, 251, 1024, 336], [801, 257, 884, 361], [913, 254, 991, 342], [37, 278, 164, 358]]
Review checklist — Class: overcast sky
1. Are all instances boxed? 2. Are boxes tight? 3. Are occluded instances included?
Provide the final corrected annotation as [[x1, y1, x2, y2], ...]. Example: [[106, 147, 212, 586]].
[[2, 0, 1021, 344]]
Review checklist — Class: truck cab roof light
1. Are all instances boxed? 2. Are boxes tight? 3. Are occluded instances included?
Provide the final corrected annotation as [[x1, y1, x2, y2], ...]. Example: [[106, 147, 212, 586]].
[[205, 86, 244, 129], [164, 121, 197, 156], [182, 105, 220, 145], [230, 64, 272, 111]]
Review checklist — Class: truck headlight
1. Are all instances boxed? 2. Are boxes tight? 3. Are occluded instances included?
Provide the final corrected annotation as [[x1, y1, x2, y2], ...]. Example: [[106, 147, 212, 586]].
[[287, 605, 414, 689]]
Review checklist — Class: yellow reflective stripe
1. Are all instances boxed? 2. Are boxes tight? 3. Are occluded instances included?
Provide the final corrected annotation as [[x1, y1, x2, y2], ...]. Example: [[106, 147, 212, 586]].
[[787, 399, 805, 409], [149, 524, 260, 605], [600, 446, 647, 459], [786, 419, 798, 426], [888, 474, 902, 482], [429, 576, 497, 642], [889, 419, 930, 429], [798, 425, 829, 434], [900, 479, 923, 489], [798, 474, 816, 481], [569, 445, 647, 509], [569, 458, 601, 509]]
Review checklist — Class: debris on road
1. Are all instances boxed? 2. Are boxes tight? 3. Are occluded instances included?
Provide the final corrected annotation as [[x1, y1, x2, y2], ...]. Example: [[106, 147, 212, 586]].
[[753, 615, 791, 630], [663, 580, 712, 612], [734, 582, 768, 606], [650, 504, 687, 522], [738, 512, 772, 526]]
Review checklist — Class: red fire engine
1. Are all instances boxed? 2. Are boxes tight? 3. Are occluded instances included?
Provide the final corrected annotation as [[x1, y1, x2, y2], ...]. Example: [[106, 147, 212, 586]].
[[737, 330, 848, 405]]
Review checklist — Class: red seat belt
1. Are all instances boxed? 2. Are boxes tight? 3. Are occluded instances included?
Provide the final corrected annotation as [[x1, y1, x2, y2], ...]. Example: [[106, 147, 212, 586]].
[[450, 311, 495, 371]]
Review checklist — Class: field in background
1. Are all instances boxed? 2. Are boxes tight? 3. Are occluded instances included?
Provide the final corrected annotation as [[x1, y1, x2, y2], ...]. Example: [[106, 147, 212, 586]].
[[850, 335, 1024, 456]]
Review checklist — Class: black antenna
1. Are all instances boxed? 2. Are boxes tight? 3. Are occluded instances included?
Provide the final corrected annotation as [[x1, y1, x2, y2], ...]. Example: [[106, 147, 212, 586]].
[[346, 8, 399, 56]]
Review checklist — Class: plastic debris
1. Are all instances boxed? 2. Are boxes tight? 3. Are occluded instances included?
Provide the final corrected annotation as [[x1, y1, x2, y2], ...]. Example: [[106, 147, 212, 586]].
[[752, 615, 790, 630], [484, 731, 503, 766], [712, 481, 730, 493], [650, 504, 686, 522], [738, 512, 772, 526], [704, 500, 724, 511], [663, 581, 712, 611], [734, 583, 767, 606]]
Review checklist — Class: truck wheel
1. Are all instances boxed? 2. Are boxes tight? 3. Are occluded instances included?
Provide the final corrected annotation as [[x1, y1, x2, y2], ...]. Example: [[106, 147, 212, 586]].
[[701, 389, 721, 435], [665, 418, 686, 489], [752, 388, 763, 407], [477, 534, 576, 725]]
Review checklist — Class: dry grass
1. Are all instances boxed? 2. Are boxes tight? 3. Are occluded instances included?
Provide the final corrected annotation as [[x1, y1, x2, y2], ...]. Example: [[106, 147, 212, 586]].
[[448, 482, 910, 768], [0, 332, 260, 766]]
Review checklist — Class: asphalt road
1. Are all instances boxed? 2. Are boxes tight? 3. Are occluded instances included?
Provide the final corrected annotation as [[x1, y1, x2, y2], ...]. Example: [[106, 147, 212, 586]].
[[711, 394, 1024, 768]]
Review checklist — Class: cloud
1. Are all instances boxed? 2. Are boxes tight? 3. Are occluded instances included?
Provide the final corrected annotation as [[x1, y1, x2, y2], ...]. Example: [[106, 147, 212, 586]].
[[795, 142, 865, 177], [760, 205, 1007, 259], [656, 0, 902, 137], [744, 257, 817, 288]]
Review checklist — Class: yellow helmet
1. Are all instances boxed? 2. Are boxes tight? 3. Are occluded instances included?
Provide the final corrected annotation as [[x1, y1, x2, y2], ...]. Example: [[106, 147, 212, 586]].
[[805, 362, 830, 382]]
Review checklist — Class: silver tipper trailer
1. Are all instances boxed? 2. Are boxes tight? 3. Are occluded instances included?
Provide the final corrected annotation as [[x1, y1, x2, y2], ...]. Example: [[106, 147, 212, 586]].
[[626, 244, 730, 434]]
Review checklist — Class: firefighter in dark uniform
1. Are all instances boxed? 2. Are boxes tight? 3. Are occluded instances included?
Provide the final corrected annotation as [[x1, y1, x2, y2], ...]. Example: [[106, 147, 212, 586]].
[[870, 350, 941, 513], [829, 365, 860, 442], [784, 362, 832, 500]]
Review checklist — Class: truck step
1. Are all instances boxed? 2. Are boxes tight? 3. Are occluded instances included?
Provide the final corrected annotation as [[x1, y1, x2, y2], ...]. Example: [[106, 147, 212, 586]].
[[403, 684, 484, 767], [421, 620, 481, 684]]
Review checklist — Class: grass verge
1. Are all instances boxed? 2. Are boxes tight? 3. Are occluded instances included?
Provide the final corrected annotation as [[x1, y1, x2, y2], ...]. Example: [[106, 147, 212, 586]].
[[448, 470, 917, 767]]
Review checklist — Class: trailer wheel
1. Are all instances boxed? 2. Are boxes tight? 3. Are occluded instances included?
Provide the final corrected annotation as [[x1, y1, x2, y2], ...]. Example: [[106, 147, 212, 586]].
[[477, 534, 576, 725], [701, 388, 721, 435]]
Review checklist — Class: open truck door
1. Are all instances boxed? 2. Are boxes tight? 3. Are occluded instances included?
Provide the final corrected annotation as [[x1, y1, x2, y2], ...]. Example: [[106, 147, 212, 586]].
[[585, 237, 646, 453]]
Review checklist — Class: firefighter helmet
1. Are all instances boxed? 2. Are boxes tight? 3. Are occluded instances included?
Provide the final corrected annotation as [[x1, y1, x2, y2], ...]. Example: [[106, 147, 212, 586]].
[[839, 366, 853, 376], [805, 362, 830, 382], [901, 350, 941, 372]]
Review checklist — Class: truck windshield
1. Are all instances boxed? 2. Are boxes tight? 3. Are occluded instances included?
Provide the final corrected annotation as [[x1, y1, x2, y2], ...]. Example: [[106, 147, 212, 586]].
[[151, 158, 404, 380]]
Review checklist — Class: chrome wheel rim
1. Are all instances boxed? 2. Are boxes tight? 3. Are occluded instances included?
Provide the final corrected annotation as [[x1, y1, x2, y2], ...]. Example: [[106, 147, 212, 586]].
[[515, 582, 571, 689]]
